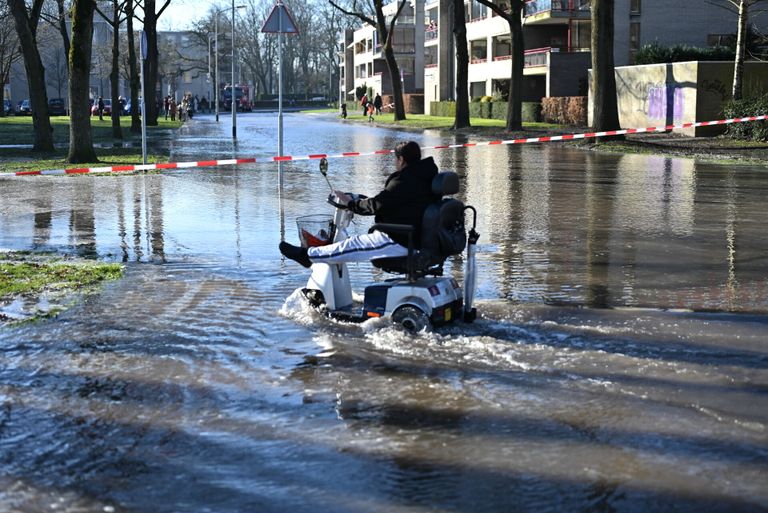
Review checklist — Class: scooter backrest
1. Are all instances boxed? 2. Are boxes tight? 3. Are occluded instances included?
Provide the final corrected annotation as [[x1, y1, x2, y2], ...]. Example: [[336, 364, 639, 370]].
[[422, 173, 467, 258], [431, 172, 459, 196]]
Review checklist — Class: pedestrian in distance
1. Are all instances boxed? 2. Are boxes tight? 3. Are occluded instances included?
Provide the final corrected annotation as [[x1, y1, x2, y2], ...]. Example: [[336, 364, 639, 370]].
[[97, 96, 105, 121], [340, 103, 347, 119], [164, 96, 170, 120], [360, 93, 368, 115], [169, 98, 177, 121], [279, 141, 441, 268], [368, 103, 375, 122], [374, 93, 382, 115]]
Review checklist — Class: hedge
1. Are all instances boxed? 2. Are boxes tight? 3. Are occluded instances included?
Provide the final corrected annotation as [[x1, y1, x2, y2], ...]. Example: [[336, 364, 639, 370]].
[[541, 97, 587, 126], [634, 43, 735, 65], [431, 100, 541, 122], [722, 94, 768, 141]]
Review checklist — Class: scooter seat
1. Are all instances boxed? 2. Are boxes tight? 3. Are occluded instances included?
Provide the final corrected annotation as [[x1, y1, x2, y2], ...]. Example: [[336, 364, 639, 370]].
[[372, 251, 445, 277]]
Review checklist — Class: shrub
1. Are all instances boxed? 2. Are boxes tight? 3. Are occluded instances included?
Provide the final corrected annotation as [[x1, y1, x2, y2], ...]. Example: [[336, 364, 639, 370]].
[[522, 102, 542, 123], [480, 95, 493, 103], [634, 43, 735, 64], [470, 96, 482, 102], [430, 101, 456, 117], [722, 94, 768, 141]]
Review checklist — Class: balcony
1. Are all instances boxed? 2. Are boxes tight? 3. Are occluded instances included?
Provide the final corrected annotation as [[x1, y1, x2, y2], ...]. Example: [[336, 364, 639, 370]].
[[425, 27, 438, 42], [524, 0, 591, 24]]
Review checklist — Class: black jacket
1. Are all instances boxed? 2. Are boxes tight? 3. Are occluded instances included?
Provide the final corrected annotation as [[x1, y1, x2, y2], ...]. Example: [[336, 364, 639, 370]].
[[348, 157, 440, 247]]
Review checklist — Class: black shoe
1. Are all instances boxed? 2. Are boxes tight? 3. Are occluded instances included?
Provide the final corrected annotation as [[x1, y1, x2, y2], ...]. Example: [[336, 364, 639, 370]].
[[279, 242, 312, 268]]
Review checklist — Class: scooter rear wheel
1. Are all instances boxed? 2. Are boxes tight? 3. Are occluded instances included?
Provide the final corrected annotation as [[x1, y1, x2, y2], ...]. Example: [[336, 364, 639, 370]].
[[392, 305, 430, 333]]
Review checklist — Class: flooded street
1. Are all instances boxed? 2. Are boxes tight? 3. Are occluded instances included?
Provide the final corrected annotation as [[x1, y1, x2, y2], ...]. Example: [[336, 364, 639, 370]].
[[1, 113, 767, 512]]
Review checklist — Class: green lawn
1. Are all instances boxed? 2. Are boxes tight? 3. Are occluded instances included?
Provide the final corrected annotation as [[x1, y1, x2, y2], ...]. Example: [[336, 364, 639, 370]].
[[0, 115, 180, 174], [0, 252, 123, 299], [0, 114, 181, 145], [303, 110, 562, 131]]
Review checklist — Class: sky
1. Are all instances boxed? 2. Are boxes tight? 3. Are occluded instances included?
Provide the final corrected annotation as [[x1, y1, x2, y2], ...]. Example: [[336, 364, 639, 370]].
[[158, 0, 218, 31]]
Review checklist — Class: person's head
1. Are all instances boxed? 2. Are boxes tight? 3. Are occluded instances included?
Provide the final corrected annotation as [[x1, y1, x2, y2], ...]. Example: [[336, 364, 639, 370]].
[[394, 141, 421, 171]]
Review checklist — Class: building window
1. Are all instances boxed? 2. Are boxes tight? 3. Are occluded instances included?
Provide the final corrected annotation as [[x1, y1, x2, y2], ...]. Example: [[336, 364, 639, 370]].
[[629, 22, 641, 54], [470, 39, 487, 62], [630, 0, 641, 14]]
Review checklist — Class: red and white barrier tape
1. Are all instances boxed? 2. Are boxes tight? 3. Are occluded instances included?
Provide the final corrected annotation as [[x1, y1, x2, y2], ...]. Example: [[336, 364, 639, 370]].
[[4, 115, 766, 178]]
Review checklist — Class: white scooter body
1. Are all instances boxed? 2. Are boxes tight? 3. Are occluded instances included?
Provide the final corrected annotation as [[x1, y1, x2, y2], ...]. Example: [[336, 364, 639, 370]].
[[305, 206, 354, 311], [302, 194, 469, 329]]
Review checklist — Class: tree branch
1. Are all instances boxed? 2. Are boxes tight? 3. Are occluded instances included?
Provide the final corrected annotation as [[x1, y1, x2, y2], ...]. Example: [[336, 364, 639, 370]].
[[329, 0, 376, 27]]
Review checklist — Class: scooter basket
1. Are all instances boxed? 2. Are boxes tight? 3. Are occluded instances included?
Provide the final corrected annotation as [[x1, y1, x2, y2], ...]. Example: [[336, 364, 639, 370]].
[[296, 214, 335, 248]]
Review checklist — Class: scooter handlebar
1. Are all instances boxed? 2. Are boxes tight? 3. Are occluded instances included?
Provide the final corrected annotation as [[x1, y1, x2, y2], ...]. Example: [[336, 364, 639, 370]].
[[327, 192, 367, 209]]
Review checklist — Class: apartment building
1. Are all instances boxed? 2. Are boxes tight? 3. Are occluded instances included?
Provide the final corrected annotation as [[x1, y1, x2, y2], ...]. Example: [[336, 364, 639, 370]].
[[341, 0, 756, 111], [340, 0, 425, 101]]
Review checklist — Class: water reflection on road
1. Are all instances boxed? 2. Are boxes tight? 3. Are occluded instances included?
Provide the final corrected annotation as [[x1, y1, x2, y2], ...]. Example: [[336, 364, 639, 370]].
[[0, 113, 766, 513]]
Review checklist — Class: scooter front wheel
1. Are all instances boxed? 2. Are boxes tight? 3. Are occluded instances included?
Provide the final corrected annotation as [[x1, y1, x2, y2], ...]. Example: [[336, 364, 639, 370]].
[[392, 305, 430, 333]]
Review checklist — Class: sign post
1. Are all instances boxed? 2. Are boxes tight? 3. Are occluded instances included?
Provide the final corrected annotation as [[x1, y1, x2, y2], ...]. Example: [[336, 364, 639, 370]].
[[262, 0, 299, 188], [140, 31, 148, 165]]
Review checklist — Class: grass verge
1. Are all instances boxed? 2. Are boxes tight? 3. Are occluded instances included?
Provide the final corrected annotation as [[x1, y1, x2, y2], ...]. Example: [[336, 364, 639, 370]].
[[0, 115, 181, 146], [0, 251, 123, 325], [0, 149, 168, 174], [0, 115, 180, 174], [308, 110, 563, 131]]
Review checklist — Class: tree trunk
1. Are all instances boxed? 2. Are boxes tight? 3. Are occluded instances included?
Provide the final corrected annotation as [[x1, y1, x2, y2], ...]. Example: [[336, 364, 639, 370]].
[[8, 0, 54, 152], [126, 0, 141, 133], [143, 0, 159, 125], [110, 0, 122, 139], [732, 0, 747, 100], [55, 0, 70, 60], [453, 0, 470, 129], [374, 1, 406, 121], [67, 0, 97, 163], [590, 0, 621, 137], [506, 1, 523, 131]]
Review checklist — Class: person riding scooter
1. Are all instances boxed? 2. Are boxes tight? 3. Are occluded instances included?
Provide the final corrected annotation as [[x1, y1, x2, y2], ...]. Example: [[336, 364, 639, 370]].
[[279, 141, 441, 267]]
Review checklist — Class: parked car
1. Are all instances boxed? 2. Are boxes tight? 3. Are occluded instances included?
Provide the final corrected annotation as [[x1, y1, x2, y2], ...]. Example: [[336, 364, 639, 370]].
[[17, 99, 31, 115], [48, 98, 67, 116], [2, 99, 13, 116], [90, 98, 112, 116]]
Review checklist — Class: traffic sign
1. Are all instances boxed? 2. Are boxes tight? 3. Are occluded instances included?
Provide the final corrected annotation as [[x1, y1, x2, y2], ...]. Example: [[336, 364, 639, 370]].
[[261, 0, 299, 34]]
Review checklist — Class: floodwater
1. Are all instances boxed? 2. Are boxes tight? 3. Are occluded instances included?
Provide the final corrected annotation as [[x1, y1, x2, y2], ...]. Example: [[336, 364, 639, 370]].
[[0, 113, 766, 513]]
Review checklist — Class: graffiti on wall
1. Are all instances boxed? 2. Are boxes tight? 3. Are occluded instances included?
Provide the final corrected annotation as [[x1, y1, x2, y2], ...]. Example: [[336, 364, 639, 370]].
[[648, 85, 684, 122]]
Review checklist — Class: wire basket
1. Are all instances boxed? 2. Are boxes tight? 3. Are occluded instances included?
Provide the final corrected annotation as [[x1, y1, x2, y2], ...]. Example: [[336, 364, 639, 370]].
[[296, 214, 335, 248]]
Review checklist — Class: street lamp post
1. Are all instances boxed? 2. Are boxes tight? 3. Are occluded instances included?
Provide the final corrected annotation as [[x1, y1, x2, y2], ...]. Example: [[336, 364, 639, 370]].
[[232, 0, 237, 139], [212, 5, 244, 137], [214, 14, 219, 123]]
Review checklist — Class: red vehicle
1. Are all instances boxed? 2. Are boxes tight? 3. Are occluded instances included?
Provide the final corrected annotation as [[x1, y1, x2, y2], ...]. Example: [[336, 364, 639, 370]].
[[221, 84, 252, 112], [90, 98, 112, 116]]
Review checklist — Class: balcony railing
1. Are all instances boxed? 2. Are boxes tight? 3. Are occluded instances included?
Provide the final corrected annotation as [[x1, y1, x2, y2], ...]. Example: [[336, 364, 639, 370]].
[[524, 0, 590, 17], [425, 27, 438, 42]]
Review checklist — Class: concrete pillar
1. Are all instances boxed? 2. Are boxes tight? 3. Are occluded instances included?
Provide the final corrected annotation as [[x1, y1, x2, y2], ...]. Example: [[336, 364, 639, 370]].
[[414, 0, 425, 90], [438, 0, 454, 100]]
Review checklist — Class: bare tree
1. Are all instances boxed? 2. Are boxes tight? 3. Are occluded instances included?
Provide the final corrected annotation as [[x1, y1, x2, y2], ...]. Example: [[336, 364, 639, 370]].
[[452, 0, 469, 128], [590, 0, 621, 136], [44, 46, 68, 99], [475, 0, 524, 130], [330, 0, 408, 120], [707, 0, 767, 100], [96, 0, 129, 139], [67, 0, 97, 163], [125, 0, 140, 132], [139, 0, 172, 126], [8, 0, 54, 151], [0, 3, 22, 116]]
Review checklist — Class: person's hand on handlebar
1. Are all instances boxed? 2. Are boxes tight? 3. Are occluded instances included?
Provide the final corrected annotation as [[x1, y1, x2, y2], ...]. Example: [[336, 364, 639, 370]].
[[333, 190, 352, 205]]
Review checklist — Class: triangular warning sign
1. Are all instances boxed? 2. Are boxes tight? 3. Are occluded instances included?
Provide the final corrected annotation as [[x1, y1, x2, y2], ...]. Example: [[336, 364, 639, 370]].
[[261, 1, 299, 34]]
